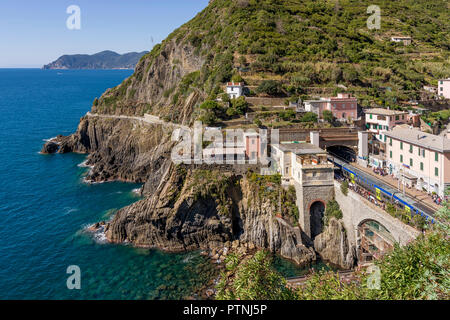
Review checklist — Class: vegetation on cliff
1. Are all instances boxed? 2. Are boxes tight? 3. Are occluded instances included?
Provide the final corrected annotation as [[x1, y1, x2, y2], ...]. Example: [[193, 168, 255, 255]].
[[93, 0, 450, 123], [216, 191, 450, 300]]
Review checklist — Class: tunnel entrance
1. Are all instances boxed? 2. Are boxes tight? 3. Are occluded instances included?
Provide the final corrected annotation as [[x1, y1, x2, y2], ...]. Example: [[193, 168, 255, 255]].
[[327, 145, 356, 162], [310, 201, 325, 239]]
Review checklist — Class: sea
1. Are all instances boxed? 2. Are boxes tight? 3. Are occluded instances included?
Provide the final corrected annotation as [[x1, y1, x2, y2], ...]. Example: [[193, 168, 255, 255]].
[[0, 69, 323, 300]]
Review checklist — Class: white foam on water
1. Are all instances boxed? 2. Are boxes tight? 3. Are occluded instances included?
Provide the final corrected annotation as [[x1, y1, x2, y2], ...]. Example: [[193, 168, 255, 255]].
[[43, 136, 57, 142], [132, 188, 142, 195], [77, 160, 93, 168]]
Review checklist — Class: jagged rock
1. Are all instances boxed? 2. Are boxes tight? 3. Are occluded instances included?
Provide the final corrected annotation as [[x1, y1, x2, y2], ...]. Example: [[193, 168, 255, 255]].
[[314, 218, 356, 269], [40, 141, 59, 154]]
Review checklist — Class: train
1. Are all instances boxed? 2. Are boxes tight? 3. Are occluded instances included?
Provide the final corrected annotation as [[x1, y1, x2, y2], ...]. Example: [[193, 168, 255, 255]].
[[329, 156, 437, 224]]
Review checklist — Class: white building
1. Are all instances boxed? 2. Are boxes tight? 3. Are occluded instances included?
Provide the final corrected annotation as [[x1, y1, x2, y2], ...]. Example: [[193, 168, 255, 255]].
[[272, 142, 332, 186], [226, 82, 244, 99], [390, 36, 412, 45], [364, 108, 408, 143], [438, 79, 450, 99], [385, 127, 450, 197]]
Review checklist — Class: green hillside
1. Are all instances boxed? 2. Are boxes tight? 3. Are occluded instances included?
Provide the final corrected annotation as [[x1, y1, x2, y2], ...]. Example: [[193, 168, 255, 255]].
[[96, 0, 450, 121]]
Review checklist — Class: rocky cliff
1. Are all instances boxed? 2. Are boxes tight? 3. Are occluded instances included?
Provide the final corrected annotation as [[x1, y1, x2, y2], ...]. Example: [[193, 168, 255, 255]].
[[314, 218, 356, 269], [41, 116, 174, 184], [103, 167, 316, 265]]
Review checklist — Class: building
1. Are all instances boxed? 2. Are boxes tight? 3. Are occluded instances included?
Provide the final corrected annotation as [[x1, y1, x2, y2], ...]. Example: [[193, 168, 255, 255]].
[[364, 108, 408, 143], [438, 79, 450, 99], [423, 85, 437, 94], [385, 127, 450, 197], [226, 82, 244, 99], [272, 140, 334, 238], [391, 36, 412, 45], [244, 131, 260, 162], [304, 93, 358, 121]]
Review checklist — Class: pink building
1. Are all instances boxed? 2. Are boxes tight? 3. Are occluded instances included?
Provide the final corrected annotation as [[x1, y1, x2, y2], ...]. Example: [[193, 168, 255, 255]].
[[244, 132, 260, 161], [329, 93, 358, 120], [304, 93, 358, 121], [438, 79, 450, 99]]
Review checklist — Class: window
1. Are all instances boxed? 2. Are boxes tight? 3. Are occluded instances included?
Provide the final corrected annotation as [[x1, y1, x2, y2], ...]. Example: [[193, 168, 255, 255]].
[[435, 152, 439, 162], [418, 148, 420, 156], [422, 149, 425, 157], [400, 155, 403, 163], [400, 142, 403, 150], [420, 162, 424, 171], [390, 151, 392, 158], [369, 114, 373, 119], [409, 144, 413, 153], [441, 87, 444, 91], [410, 158, 413, 167], [441, 81, 444, 85], [384, 135, 387, 142], [389, 138, 392, 146], [396, 116, 399, 120], [435, 167, 439, 177]]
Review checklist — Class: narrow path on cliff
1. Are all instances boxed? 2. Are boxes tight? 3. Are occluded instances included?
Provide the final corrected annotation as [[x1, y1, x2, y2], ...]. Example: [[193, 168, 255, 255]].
[[86, 112, 190, 131]]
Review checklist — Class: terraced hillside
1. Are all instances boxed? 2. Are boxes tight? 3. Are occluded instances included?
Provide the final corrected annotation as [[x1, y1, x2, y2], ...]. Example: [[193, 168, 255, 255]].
[[92, 0, 450, 124]]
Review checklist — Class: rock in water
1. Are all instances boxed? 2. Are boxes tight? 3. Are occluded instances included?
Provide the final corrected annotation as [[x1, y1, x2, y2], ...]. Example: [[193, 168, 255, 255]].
[[40, 141, 59, 154], [313, 218, 356, 269]]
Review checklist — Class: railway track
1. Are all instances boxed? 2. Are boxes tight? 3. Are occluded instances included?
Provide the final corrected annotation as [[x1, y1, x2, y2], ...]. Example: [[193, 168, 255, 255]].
[[328, 151, 438, 223]]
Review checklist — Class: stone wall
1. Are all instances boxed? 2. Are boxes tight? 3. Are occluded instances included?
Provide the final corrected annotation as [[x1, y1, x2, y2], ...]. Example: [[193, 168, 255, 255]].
[[294, 181, 335, 239], [334, 181, 420, 247]]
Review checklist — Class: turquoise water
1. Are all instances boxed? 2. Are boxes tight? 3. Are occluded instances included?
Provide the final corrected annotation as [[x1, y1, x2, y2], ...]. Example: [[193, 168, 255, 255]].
[[0, 69, 312, 300], [0, 69, 218, 299]]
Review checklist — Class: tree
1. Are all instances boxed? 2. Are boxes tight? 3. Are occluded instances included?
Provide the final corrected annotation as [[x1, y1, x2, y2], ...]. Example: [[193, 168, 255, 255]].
[[322, 110, 334, 123], [231, 96, 249, 115], [279, 109, 296, 121], [256, 80, 282, 96], [199, 110, 218, 125], [199, 100, 220, 111], [231, 73, 244, 83], [216, 250, 296, 300], [301, 112, 318, 123]]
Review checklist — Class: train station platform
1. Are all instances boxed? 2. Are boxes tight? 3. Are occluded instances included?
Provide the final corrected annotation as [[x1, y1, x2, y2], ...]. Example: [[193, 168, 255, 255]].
[[352, 163, 441, 212]]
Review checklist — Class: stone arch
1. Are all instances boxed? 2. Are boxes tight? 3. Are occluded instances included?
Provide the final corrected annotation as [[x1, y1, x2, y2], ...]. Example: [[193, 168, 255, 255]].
[[434, 183, 439, 195], [309, 200, 326, 239], [357, 219, 395, 263]]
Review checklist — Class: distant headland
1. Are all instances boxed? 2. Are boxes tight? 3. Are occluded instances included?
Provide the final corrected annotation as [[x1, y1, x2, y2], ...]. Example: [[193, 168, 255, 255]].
[[42, 50, 148, 70]]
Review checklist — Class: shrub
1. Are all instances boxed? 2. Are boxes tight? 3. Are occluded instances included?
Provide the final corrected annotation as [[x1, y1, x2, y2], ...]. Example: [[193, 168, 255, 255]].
[[341, 180, 349, 196], [324, 200, 343, 225], [256, 80, 282, 96], [301, 112, 318, 123]]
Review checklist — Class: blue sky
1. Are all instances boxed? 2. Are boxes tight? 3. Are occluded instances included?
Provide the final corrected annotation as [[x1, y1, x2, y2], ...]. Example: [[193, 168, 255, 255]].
[[0, 0, 209, 67]]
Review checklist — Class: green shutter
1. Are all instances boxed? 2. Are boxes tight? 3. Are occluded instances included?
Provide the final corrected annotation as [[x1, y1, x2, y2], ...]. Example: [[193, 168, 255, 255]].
[[400, 155, 403, 163], [410, 158, 413, 167], [400, 142, 403, 150], [390, 151, 392, 158], [435, 167, 439, 176], [420, 162, 423, 171], [435, 152, 438, 161]]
